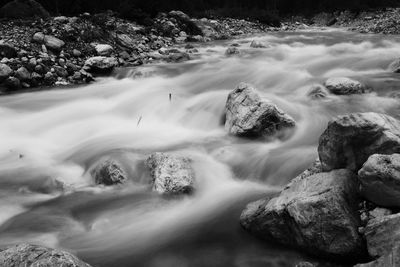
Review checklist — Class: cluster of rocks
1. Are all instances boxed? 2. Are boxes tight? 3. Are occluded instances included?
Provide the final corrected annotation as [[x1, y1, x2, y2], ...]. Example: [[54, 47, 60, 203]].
[[240, 111, 400, 266]]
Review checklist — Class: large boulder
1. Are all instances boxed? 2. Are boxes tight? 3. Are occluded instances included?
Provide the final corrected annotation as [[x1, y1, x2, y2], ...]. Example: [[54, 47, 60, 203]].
[[0, 63, 12, 82], [32, 32, 65, 51], [250, 40, 268, 48], [324, 77, 370, 95], [0, 0, 50, 19], [358, 154, 400, 208], [90, 159, 127, 186], [225, 83, 296, 138], [0, 41, 17, 58], [146, 152, 195, 195], [84, 56, 118, 74], [240, 169, 365, 259], [318, 113, 400, 172], [355, 246, 400, 267], [364, 213, 400, 258], [0, 243, 91, 266]]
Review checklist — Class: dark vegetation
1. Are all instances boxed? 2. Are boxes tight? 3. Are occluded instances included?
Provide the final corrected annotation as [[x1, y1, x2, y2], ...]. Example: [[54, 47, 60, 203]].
[[0, 0, 399, 25]]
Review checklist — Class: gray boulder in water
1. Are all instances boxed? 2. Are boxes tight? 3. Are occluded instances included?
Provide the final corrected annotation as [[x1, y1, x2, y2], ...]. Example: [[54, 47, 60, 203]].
[[240, 169, 365, 259], [146, 152, 195, 195], [225, 83, 296, 138], [91, 159, 127, 186], [318, 113, 400, 172], [225, 47, 240, 56], [0, 243, 92, 267], [324, 77, 370, 95], [358, 154, 400, 208], [0, 0, 50, 19]]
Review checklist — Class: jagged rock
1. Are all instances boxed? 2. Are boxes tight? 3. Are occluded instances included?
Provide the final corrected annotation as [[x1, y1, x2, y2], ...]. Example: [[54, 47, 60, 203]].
[[0, 0, 50, 19], [0, 63, 12, 81], [388, 59, 400, 73], [15, 66, 30, 81], [91, 159, 127, 186], [225, 83, 296, 138], [116, 34, 136, 50], [32, 32, 65, 51], [0, 243, 91, 266], [250, 40, 268, 48], [358, 154, 400, 207], [84, 56, 118, 74], [146, 152, 195, 194], [240, 169, 365, 260], [0, 41, 17, 58], [307, 84, 330, 99], [365, 213, 400, 258], [324, 77, 370, 95], [95, 44, 114, 56], [225, 47, 240, 56], [318, 113, 400, 172], [354, 246, 400, 267]]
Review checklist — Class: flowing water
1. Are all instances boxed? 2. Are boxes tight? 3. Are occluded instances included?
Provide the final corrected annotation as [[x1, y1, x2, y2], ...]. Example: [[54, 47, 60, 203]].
[[0, 28, 400, 267]]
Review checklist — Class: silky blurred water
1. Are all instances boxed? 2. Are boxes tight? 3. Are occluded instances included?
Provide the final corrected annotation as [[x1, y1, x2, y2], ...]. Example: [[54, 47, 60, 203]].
[[0, 28, 399, 267]]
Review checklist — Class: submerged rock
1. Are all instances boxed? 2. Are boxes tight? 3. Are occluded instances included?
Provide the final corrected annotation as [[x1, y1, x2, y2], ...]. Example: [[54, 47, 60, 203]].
[[388, 58, 400, 73], [225, 83, 296, 138], [358, 154, 400, 207], [146, 152, 195, 194], [318, 113, 400, 172], [0, 243, 91, 267], [250, 40, 268, 48], [365, 213, 400, 258], [225, 47, 240, 56], [307, 84, 330, 99], [324, 77, 370, 95], [91, 159, 127, 186], [240, 169, 365, 259], [84, 56, 118, 74]]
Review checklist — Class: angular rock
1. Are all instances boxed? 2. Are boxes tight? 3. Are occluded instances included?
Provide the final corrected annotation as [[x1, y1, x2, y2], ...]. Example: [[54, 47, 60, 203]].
[[358, 154, 400, 207], [240, 169, 365, 259], [0, 243, 91, 266], [354, 246, 400, 267], [0, 0, 50, 19], [250, 40, 268, 48], [15, 66, 30, 81], [33, 32, 65, 51], [95, 44, 114, 56], [91, 159, 127, 186], [146, 152, 195, 194], [84, 56, 118, 74], [0, 63, 12, 81], [318, 113, 400, 172], [225, 83, 296, 138], [0, 41, 17, 58], [324, 77, 370, 95], [365, 213, 400, 258]]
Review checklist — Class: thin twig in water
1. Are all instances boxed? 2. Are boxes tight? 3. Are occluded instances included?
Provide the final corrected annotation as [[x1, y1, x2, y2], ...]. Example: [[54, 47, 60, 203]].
[[137, 116, 142, 126]]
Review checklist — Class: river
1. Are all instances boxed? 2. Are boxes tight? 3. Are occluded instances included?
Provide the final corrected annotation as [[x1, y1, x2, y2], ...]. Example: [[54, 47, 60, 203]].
[[0, 28, 399, 267]]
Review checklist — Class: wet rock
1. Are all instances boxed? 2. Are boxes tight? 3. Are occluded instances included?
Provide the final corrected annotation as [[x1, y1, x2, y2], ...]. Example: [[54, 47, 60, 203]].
[[91, 159, 127, 186], [388, 58, 400, 73], [295, 262, 316, 267], [354, 246, 400, 267], [318, 113, 400, 172], [240, 169, 365, 260], [32, 32, 65, 51], [146, 152, 195, 195], [95, 44, 114, 56], [0, 63, 12, 81], [324, 77, 370, 95], [225, 83, 296, 138], [167, 52, 190, 62], [250, 40, 268, 48], [225, 47, 240, 56], [84, 56, 118, 74], [307, 84, 330, 99], [365, 213, 400, 258], [15, 67, 30, 81], [358, 154, 400, 207], [0, 41, 17, 58], [0, 0, 50, 19], [0, 243, 91, 266]]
